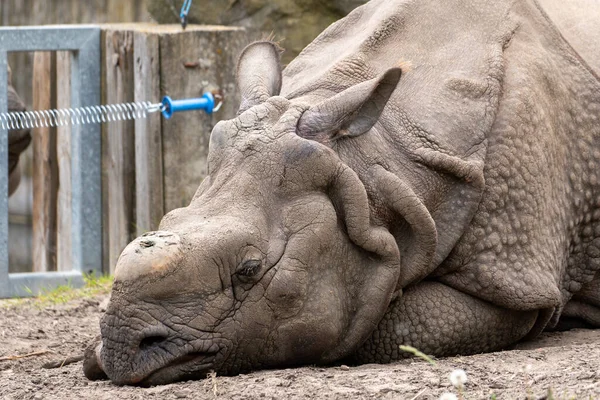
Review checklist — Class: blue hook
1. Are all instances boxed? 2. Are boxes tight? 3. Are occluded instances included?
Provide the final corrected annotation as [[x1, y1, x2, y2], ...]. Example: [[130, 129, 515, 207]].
[[161, 92, 216, 119], [180, 0, 192, 30]]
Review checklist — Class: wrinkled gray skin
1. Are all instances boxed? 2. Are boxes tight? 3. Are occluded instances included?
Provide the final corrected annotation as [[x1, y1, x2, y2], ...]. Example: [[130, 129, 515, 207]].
[[85, 0, 600, 385], [6, 65, 31, 195]]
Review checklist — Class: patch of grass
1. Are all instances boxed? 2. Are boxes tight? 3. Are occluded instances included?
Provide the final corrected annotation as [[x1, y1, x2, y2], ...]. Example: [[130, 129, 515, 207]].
[[82, 273, 114, 293], [39, 273, 114, 305], [399, 345, 437, 366], [1, 273, 113, 308]]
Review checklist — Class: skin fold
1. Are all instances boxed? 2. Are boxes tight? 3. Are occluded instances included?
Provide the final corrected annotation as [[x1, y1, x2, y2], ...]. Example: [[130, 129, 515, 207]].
[[84, 0, 600, 385]]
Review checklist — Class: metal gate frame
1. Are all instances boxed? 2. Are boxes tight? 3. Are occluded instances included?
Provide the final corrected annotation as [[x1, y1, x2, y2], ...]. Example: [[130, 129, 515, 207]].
[[0, 26, 102, 298]]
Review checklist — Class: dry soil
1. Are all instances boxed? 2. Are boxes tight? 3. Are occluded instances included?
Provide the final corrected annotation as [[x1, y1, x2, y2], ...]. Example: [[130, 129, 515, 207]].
[[1, 294, 599, 400]]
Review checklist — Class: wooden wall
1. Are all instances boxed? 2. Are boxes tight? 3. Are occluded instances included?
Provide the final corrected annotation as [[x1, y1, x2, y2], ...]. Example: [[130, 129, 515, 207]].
[[0, 0, 150, 108], [29, 24, 246, 274], [2, 2, 248, 275], [3, 0, 151, 272]]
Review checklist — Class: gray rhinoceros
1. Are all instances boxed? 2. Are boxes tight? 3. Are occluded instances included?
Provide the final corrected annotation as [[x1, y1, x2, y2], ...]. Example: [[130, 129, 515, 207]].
[[6, 64, 31, 195], [84, 0, 600, 385]]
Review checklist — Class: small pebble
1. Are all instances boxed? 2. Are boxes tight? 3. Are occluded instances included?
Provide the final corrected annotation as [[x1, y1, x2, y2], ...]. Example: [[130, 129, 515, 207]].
[[340, 365, 350, 371], [174, 389, 191, 398], [98, 298, 110, 312]]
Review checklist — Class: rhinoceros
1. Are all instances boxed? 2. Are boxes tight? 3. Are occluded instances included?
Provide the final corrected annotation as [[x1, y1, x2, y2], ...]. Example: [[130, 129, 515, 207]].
[[6, 64, 31, 195], [84, 0, 600, 385]]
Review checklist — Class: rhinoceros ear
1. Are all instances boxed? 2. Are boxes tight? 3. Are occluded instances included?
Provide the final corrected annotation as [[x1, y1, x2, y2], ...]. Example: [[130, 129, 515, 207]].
[[297, 68, 401, 141], [236, 41, 283, 114]]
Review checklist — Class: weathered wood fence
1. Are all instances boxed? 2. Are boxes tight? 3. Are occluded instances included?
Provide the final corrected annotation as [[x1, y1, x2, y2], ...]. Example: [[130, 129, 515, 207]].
[[30, 24, 245, 274], [1, 0, 150, 108]]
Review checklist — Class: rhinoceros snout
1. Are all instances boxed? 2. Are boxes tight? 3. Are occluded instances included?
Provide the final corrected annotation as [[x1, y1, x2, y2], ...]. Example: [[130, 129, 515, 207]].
[[98, 318, 220, 386], [114, 231, 184, 282]]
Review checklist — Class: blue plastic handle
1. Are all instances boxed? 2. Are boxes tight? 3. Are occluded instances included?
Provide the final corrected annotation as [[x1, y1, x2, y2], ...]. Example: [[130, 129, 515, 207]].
[[180, 0, 192, 28], [161, 92, 215, 119], [180, 0, 192, 19]]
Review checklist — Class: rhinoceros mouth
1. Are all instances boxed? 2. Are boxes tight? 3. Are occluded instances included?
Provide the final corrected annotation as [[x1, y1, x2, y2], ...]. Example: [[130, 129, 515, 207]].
[[138, 351, 217, 386]]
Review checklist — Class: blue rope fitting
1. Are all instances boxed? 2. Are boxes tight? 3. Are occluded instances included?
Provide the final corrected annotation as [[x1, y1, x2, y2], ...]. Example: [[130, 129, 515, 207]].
[[161, 92, 215, 119], [180, 0, 192, 29]]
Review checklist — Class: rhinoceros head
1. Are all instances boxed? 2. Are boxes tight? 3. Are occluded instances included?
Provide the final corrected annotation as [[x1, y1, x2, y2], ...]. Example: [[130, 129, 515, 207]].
[[84, 41, 429, 386]]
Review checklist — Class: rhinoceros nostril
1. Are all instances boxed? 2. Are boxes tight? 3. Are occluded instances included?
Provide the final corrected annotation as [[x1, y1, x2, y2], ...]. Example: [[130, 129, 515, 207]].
[[139, 335, 168, 351]]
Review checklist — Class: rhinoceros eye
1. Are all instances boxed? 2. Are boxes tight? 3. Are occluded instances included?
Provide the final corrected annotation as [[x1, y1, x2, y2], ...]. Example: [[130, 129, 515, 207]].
[[236, 259, 262, 277]]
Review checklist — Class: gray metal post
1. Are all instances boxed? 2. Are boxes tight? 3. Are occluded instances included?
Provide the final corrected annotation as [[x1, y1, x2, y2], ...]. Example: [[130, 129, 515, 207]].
[[0, 26, 102, 298], [0, 53, 8, 298]]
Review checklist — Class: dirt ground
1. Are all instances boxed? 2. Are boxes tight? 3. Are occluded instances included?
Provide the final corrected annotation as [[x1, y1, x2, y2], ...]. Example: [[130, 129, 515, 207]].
[[1, 294, 599, 400]]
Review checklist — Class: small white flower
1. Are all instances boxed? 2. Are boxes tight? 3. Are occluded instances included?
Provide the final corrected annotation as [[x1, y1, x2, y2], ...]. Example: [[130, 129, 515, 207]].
[[439, 393, 458, 400], [449, 368, 468, 388]]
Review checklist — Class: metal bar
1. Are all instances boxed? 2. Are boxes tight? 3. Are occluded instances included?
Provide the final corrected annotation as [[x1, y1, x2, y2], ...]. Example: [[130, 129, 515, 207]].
[[0, 26, 103, 298], [0, 25, 102, 52], [0, 51, 9, 297], [8, 271, 85, 298], [70, 32, 103, 278]]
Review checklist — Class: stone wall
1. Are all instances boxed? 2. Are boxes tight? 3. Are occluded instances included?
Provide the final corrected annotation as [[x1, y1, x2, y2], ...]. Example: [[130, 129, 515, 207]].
[[147, 0, 368, 63]]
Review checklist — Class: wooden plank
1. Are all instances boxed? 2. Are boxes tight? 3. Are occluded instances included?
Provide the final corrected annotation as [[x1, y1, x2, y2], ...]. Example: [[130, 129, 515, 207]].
[[0, 0, 149, 25], [56, 51, 72, 272], [160, 27, 246, 213], [0, 1, 7, 26], [133, 31, 164, 236], [103, 29, 137, 274], [31, 52, 58, 272]]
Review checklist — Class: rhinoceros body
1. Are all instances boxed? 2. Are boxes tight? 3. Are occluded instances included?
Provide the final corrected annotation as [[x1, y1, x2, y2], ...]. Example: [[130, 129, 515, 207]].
[[85, 0, 600, 385], [6, 65, 31, 195]]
